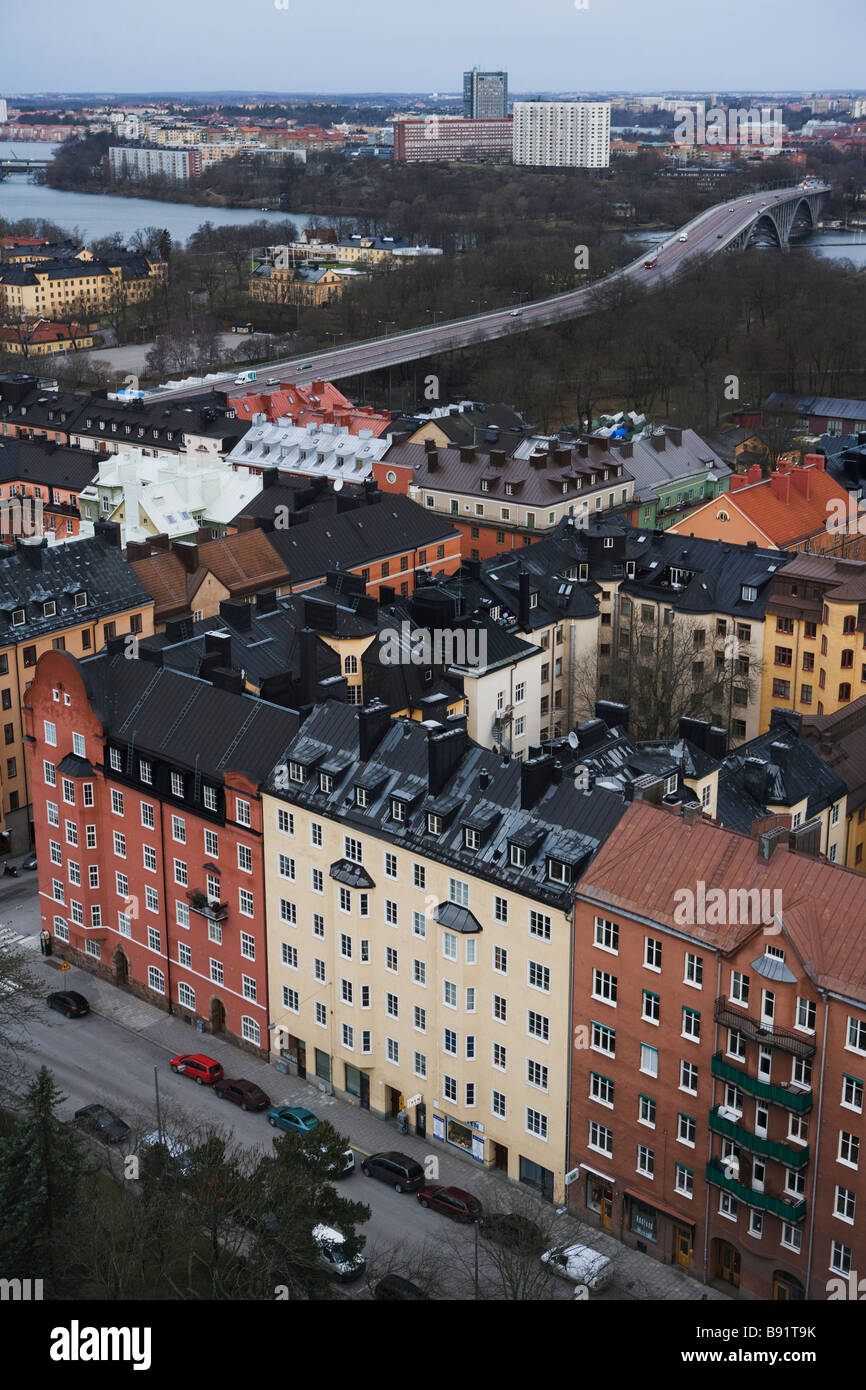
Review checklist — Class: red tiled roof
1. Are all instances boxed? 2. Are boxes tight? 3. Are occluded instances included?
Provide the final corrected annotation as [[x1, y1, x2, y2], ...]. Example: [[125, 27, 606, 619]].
[[726, 464, 849, 545], [578, 799, 866, 1003]]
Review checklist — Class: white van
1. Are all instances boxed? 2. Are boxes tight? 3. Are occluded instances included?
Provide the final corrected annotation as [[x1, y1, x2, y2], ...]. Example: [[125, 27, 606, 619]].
[[234, 370, 257, 385], [541, 1242, 614, 1291]]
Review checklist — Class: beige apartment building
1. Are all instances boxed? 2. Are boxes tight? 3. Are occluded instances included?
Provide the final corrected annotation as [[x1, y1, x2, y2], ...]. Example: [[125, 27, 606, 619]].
[[262, 703, 623, 1203]]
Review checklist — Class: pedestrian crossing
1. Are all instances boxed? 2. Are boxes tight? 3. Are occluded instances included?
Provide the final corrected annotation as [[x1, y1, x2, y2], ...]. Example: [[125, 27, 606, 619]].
[[0, 924, 38, 951]]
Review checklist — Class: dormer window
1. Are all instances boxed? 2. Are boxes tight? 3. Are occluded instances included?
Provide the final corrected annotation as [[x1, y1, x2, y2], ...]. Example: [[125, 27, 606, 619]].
[[74, 591, 87, 609], [510, 844, 526, 868], [741, 584, 757, 603], [140, 760, 152, 784], [603, 537, 614, 549], [626, 561, 636, 578], [578, 563, 588, 582], [289, 761, 305, 784], [505, 484, 514, 496], [529, 593, 538, 609], [355, 786, 369, 808], [109, 748, 122, 772], [481, 480, 489, 492], [319, 772, 333, 793], [12, 608, 25, 626], [665, 774, 677, 794], [464, 827, 481, 851], [43, 600, 56, 618], [427, 813, 443, 835], [171, 771, 185, 798], [391, 799, 406, 822], [490, 606, 501, 620], [547, 857, 571, 884]]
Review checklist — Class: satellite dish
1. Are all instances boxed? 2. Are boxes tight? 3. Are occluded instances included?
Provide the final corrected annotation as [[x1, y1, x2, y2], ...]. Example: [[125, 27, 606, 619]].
[[567, 731, 579, 750], [333, 478, 344, 492]]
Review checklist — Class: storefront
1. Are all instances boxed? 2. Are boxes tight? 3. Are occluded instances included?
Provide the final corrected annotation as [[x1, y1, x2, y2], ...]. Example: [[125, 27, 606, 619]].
[[431, 1112, 485, 1162], [624, 1189, 695, 1267]]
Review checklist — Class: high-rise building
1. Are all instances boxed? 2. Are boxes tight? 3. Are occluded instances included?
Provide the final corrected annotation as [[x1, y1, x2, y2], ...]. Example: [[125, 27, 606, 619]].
[[512, 101, 611, 167], [0, 99, 8, 124], [463, 68, 508, 119]]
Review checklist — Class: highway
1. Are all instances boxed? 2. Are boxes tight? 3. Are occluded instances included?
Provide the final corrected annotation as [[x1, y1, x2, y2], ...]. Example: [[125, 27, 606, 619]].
[[149, 183, 829, 404]]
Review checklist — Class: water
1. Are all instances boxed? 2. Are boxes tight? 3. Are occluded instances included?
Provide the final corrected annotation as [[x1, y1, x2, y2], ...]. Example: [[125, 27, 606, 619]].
[[0, 143, 318, 245], [623, 225, 866, 268]]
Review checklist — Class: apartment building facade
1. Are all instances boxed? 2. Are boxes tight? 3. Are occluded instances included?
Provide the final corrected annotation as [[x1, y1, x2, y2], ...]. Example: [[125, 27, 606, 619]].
[[571, 799, 866, 1299], [392, 117, 514, 164], [24, 648, 298, 1052], [263, 702, 626, 1203], [512, 102, 611, 168]]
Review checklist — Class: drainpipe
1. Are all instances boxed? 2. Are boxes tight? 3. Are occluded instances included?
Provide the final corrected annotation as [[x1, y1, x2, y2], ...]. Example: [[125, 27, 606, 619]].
[[565, 893, 576, 1211], [157, 797, 174, 1016], [805, 989, 829, 1297], [704, 951, 723, 1285]]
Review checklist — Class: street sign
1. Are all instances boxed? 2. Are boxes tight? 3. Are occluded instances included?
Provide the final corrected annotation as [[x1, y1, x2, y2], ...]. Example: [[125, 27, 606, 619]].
[[564, 1167, 581, 1186], [405, 1093, 422, 1108]]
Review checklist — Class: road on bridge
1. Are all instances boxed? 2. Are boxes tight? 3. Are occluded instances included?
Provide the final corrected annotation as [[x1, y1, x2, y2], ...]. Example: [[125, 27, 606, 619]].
[[148, 183, 828, 403]]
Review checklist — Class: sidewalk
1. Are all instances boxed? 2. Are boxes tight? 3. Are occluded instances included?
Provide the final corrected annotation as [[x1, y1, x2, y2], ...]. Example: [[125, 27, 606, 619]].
[[63, 962, 731, 1303]]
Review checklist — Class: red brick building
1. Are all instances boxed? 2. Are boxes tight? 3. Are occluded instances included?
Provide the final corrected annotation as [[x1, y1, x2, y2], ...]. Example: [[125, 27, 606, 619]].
[[24, 648, 298, 1055], [571, 799, 866, 1299]]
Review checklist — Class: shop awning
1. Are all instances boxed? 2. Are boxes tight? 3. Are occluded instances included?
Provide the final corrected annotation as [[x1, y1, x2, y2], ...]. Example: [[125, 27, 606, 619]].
[[624, 1188, 696, 1228]]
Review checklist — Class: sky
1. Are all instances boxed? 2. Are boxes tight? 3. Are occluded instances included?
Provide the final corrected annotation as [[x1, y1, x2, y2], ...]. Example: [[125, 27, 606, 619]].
[[1, 0, 864, 96]]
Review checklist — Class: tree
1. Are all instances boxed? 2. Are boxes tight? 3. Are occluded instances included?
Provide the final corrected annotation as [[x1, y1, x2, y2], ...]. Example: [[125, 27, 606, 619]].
[[0, 940, 49, 1098], [0, 1066, 88, 1292]]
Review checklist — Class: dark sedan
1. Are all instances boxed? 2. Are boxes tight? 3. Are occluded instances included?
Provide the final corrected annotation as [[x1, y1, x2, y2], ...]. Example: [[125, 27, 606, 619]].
[[417, 1184, 482, 1223], [74, 1104, 130, 1144], [47, 991, 90, 1018], [213, 1078, 271, 1112]]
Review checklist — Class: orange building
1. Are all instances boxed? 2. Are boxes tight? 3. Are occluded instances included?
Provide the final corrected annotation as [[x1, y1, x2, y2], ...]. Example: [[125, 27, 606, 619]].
[[668, 456, 857, 555]]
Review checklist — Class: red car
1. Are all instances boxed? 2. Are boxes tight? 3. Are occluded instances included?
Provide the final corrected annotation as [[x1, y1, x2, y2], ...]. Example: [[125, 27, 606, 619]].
[[169, 1053, 224, 1085], [417, 1184, 483, 1223]]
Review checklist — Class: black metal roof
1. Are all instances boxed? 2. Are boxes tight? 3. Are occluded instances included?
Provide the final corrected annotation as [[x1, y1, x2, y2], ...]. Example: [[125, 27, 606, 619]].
[[0, 536, 152, 645]]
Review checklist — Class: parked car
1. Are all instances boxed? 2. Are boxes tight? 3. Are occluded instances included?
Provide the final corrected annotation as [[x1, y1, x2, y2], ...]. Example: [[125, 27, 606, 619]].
[[169, 1053, 224, 1085], [313, 1224, 365, 1283], [361, 1151, 425, 1193], [47, 990, 89, 1018], [417, 1184, 482, 1223], [136, 1131, 192, 1173], [21, 853, 38, 870], [74, 1103, 130, 1145], [374, 1273, 429, 1300], [540, 1242, 614, 1290], [266, 1104, 319, 1134], [480, 1212, 544, 1251], [319, 1145, 355, 1178], [214, 1078, 270, 1111]]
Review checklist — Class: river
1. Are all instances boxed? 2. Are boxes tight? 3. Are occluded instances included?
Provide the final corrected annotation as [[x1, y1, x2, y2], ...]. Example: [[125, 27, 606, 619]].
[[2, 141, 864, 266], [0, 143, 318, 244]]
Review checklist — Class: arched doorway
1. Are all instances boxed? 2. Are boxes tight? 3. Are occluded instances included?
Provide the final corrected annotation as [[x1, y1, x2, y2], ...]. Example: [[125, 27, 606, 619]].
[[773, 1271, 805, 1301], [113, 948, 129, 987], [713, 1239, 741, 1287], [210, 997, 226, 1033]]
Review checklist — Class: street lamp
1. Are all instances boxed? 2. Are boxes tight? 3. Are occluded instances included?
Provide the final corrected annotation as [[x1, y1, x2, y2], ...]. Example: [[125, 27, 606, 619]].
[[473, 298, 488, 317], [425, 307, 439, 326], [378, 319, 395, 337], [326, 331, 343, 350]]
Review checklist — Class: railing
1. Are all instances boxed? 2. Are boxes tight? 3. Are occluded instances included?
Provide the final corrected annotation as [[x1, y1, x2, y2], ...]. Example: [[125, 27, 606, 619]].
[[186, 891, 229, 922], [715, 997, 816, 1058], [709, 1107, 809, 1169], [711, 1053, 813, 1113], [705, 1160, 807, 1223]]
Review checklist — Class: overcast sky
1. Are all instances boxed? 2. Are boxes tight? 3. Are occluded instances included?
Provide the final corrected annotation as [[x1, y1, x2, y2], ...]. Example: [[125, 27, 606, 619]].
[[1, 0, 863, 95]]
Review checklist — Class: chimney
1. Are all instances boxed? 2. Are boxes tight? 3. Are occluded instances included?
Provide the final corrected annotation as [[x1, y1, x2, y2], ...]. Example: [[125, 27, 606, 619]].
[[552, 760, 564, 784], [256, 588, 278, 614], [205, 630, 232, 665], [172, 539, 200, 573], [303, 597, 338, 632], [93, 519, 122, 547], [595, 700, 629, 732], [770, 471, 791, 505], [530, 451, 547, 470], [678, 715, 710, 750], [518, 568, 531, 629], [479, 768, 491, 791], [664, 426, 683, 446], [460, 446, 476, 462], [17, 535, 46, 568], [164, 614, 194, 642], [358, 701, 391, 762], [618, 441, 633, 459], [426, 720, 469, 796], [489, 450, 507, 467], [743, 756, 768, 801], [297, 627, 320, 705], [790, 468, 811, 500], [804, 452, 826, 472], [218, 598, 252, 631], [769, 739, 792, 781], [426, 451, 439, 471], [706, 726, 728, 759], [746, 463, 763, 485], [520, 754, 554, 810], [424, 438, 437, 453], [209, 667, 244, 695], [758, 826, 789, 860], [650, 432, 667, 452]]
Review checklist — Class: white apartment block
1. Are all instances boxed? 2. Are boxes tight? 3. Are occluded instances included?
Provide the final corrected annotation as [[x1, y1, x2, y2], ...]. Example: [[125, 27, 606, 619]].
[[109, 146, 200, 182], [512, 101, 610, 167]]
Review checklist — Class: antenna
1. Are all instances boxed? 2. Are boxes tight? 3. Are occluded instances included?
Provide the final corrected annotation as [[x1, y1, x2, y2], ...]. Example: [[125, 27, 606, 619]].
[[333, 478, 344, 492], [567, 731, 579, 750]]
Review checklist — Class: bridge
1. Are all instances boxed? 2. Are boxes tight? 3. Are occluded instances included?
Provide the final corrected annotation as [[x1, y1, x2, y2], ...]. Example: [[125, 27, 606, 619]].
[[149, 181, 830, 403], [0, 154, 51, 176]]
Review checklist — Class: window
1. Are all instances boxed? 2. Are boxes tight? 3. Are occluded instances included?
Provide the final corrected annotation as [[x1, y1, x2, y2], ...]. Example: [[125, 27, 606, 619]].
[[684, 953, 703, 988], [239, 888, 254, 917], [387, 1038, 399, 1065], [847, 1017, 866, 1054], [413, 911, 426, 938], [682, 1007, 701, 1041], [527, 1059, 548, 1091], [830, 1240, 852, 1274], [528, 1010, 549, 1042], [448, 877, 469, 907], [834, 1185, 856, 1224], [492, 993, 507, 1022], [384, 851, 398, 880], [641, 1043, 658, 1077], [113, 831, 126, 859], [636, 1145, 654, 1178], [526, 1108, 548, 1140], [642, 990, 660, 1024], [593, 969, 617, 1004], [170, 771, 184, 798], [590, 1072, 614, 1107], [839, 1131, 860, 1168], [591, 1021, 615, 1056], [528, 961, 550, 992], [678, 1114, 696, 1147], [141, 802, 155, 830], [594, 916, 618, 953], [589, 1120, 612, 1155], [277, 808, 293, 835], [730, 970, 749, 1005], [386, 946, 398, 974], [236, 797, 251, 827], [278, 854, 296, 880], [842, 1075, 863, 1113]]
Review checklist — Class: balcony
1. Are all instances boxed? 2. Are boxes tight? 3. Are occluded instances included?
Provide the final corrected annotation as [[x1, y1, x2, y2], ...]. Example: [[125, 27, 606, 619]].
[[705, 1159, 807, 1223], [714, 997, 816, 1059], [186, 890, 229, 922], [712, 1053, 813, 1113], [709, 1107, 809, 1169]]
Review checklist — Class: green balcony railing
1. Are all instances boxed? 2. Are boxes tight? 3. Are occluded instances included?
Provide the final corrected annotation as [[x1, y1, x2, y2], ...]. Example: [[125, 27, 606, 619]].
[[709, 1107, 809, 1169], [705, 1159, 807, 1223], [711, 1053, 813, 1113]]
